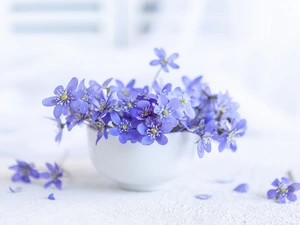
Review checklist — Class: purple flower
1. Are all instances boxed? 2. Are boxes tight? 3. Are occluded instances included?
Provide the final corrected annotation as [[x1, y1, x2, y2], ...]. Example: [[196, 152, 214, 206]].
[[130, 99, 157, 121], [90, 91, 118, 124], [194, 116, 215, 158], [9, 160, 39, 183], [89, 78, 113, 91], [154, 95, 182, 126], [233, 183, 249, 193], [42, 77, 84, 119], [173, 87, 197, 119], [137, 119, 173, 145], [111, 79, 136, 96], [109, 112, 141, 144], [218, 119, 247, 152], [215, 91, 239, 121], [40, 163, 63, 190], [149, 48, 179, 72], [94, 115, 110, 144], [267, 177, 300, 204], [117, 90, 138, 113], [70, 79, 101, 114], [152, 81, 172, 96], [182, 76, 202, 91]]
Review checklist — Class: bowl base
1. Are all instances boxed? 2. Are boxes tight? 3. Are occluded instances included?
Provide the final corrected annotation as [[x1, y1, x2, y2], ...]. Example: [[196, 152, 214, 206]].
[[118, 183, 167, 192]]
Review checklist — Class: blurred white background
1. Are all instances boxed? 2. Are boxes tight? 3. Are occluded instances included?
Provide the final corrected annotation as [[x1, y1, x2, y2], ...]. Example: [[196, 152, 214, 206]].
[[0, 0, 300, 158]]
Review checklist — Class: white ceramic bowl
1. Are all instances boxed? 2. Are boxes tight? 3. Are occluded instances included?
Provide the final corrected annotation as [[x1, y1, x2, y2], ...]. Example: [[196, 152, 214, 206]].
[[88, 128, 198, 191]]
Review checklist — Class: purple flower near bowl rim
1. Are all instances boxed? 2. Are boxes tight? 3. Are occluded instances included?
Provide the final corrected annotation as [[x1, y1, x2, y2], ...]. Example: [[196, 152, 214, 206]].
[[42, 77, 85, 119], [137, 119, 173, 145], [218, 119, 247, 152]]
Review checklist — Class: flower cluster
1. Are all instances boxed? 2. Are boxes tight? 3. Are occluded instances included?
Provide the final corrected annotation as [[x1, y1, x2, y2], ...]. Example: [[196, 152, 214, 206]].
[[42, 48, 247, 158], [9, 160, 63, 190]]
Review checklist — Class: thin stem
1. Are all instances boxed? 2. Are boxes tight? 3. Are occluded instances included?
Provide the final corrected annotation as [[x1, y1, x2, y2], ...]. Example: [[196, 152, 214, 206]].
[[150, 67, 162, 93]]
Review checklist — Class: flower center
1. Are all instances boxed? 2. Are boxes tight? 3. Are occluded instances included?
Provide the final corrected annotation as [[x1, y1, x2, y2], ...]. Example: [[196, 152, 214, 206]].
[[180, 99, 186, 105], [147, 123, 161, 139], [119, 120, 131, 132], [20, 166, 29, 176], [122, 125, 127, 130], [162, 109, 168, 116], [122, 89, 128, 95], [61, 93, 68, 101], [151, 128, 157, 134], [162, 58, 168, 63]]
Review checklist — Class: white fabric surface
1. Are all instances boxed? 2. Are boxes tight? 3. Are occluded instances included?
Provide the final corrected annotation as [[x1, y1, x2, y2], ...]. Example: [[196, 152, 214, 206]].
[[1, 136, 300, 225]]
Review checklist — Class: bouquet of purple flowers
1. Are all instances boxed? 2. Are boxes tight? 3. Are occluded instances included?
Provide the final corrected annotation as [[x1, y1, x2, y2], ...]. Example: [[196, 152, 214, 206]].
[[42, 48, 247, 158]]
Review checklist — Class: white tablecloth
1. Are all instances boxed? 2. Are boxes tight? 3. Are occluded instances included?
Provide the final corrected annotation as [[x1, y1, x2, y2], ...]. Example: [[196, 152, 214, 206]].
[[1, 136, 300, 225]]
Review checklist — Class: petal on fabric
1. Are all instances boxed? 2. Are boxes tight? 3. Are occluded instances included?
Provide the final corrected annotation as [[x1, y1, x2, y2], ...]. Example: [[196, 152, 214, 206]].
[[287, 192, 297, 202], [197, 141, 204, 158], [54, 85, 64, 95], [150, 60, 161, 66], [156, 134, 168, 145], [141, 136, 154, 145], [42, 97, 57, 107], [9, 186, 22, 193], [168, 53, 179, 61], [195, 194, 212, 200], [289, 183, 300, 192], [29, 170, 40, 178], [54, 180, 62, 190], [48, 193, 55, 200], [110, 111, 121, 124], [218, 140, 227, 152], [109, 127, 120, 136], [271, 178, 280, 187], [67, 77, 78, 92], [40, 172, 51, 179], [21, 176, 30, 183], [137, 123, 147, 135], [277, 196, 286, 204], [11, 173, 21, 182], [8, 165, 19, 170], [267, 189, 278, 199], [53, 105, 62, 119], [233, 183, 249, 193], [168, 62, 179, 69]]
